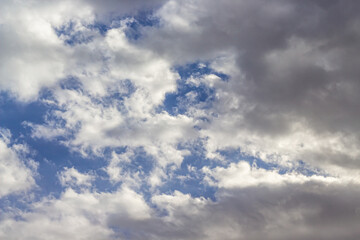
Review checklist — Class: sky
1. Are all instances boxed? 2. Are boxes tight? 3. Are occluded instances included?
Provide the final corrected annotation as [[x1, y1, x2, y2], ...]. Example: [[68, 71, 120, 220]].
[[1, 0, 360, 239]]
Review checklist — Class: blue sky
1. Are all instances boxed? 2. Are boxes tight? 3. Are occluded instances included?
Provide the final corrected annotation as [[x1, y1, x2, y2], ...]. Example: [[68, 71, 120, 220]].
[[1, 0, 360, 239]]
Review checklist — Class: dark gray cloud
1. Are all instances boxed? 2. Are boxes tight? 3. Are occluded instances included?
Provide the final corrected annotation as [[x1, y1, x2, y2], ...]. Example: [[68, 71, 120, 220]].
[[141, 0, 360, 171], [148, 0, 360, 130], [106, 181, 360, 240]]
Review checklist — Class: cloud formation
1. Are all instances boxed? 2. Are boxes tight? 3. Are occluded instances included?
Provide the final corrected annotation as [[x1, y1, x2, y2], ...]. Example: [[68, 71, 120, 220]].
[[145, 0, 360, 177], [1, 0, 360, 239], [0, 129, 36, 198]]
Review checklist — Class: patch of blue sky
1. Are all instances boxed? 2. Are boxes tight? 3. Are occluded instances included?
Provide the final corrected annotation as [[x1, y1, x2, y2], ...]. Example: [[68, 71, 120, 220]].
[[32, 145, 139, 200], [63, 146, 127, 193], [54, 21, 95, 46], [109, 10, 160, 41], [176, 62, 230, 81], [53, 76, 134, 113], [24, 131, 112, 199], [59, 76, 84, 91], [284, 159, 326, 177], [0, 91, 112, 203], [87, 143, 216, 201], [88, 10, 160, 41], [155, 140, 218, 200], [31, 140, 77, 195], [162, 82, 215, 116], [53, 9, 159, 47], [0, 93, 63, 205], [217, 148, 325, 177], [88, 22, 110, 36], [216, 148, 273, 169], [0, 92, 47, 139], [161, 62, 229, 116], [73, 147, 156, 197], [178, 139, 219, 170], [91, 79, 136, 109], [1, 78, 139, 199], [158, 169, 217, 201], [0, 194, 31, 218], [116, 148, 155, 177], [0, 145, 115, 212]]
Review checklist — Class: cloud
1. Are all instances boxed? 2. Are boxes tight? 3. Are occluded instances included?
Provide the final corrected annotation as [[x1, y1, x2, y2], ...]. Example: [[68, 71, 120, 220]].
[[140, 0, 360, 177], [0, 4, 67, 100], [0, 128, 37, 198], [2, 180, 360, 240], [202, 161, 339, 188], [58, 167, 95, 188], [1, 0, 360, 239], [30, 88, 197, 187], [0, 186, 151, 240], [0, 0, 166, 101]]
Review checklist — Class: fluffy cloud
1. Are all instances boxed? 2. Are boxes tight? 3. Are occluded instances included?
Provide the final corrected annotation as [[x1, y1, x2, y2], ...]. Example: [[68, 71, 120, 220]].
[[0, 129, 36, 198], [25, 20, 198, 184], [0, 186, 151, 240], [58, 167, 95, 188], [0, 0, 166, 101]]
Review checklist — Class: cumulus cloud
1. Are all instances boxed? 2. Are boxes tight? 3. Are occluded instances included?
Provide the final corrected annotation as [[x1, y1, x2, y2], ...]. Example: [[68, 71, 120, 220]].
[[0, 0, 166, 101], [58, 167, 95, 188], [0, 129, 36, 198], [0, 186, 151, 240], [30, 88, 196, 184]]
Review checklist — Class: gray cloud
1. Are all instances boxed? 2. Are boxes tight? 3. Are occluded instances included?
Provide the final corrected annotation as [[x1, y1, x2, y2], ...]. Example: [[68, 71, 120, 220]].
[[149, 0, 360, 132], [1, 0, 360, 239], [140, 0, 360, 173], [3, 181, 359, 240], [144, 182, 360, 240]]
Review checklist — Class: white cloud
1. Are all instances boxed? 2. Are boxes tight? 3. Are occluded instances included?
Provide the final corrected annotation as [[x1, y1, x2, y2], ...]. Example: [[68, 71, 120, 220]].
[[30, 84, 197, 187], [0, 0, 93, 101], [0, 0, 167, 101], [106, 150, 136, 184], [58, 167, 95, 188], [202, 161, 339, 189], [0, 186, 151, 240], [0, 129, 36, 198]]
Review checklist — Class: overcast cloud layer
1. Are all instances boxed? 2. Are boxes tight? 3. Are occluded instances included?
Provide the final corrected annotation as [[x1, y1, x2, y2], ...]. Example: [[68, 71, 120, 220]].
[[1, 0, 360, 239]]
